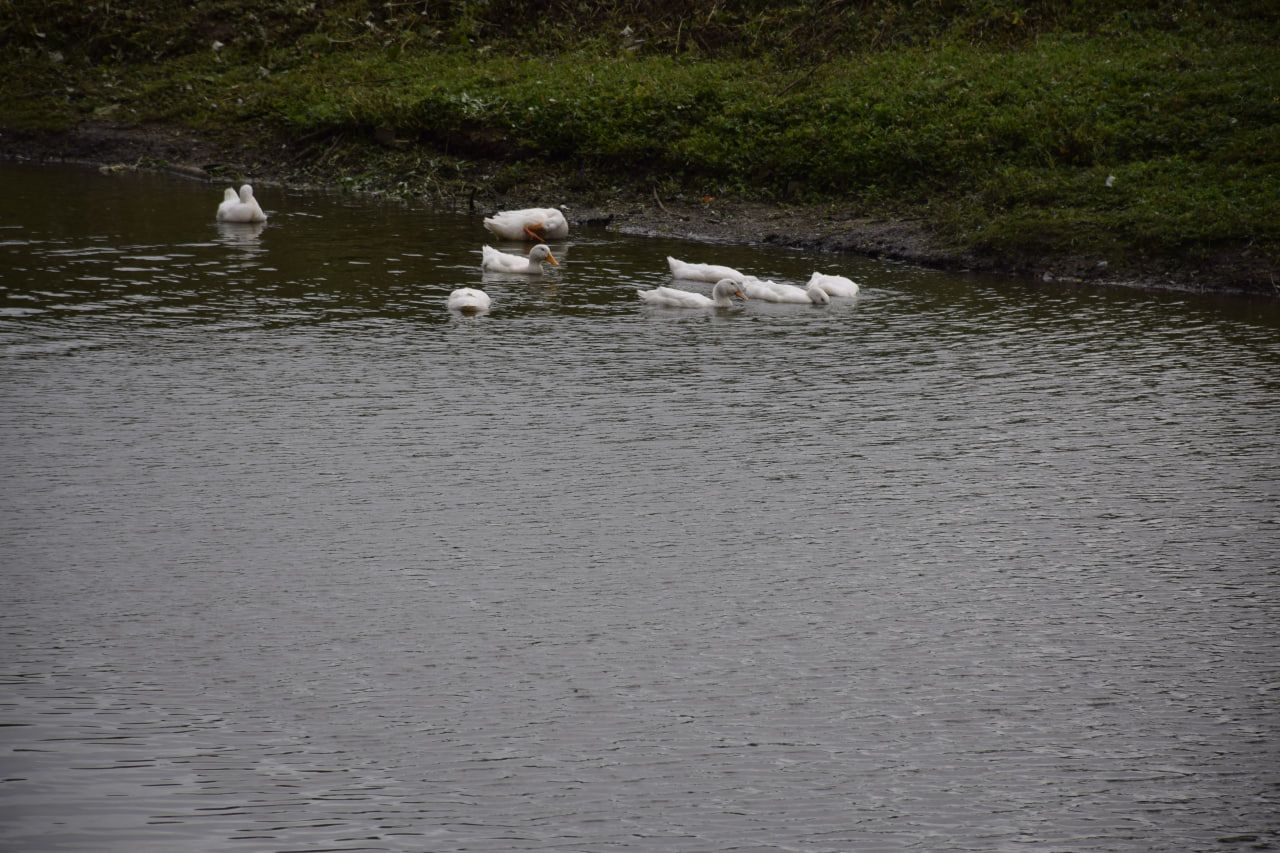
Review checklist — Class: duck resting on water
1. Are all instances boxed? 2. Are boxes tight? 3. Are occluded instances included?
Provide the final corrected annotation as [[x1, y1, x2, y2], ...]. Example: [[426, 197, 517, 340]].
[[483, 208, 568, 242], [215, 184, 267, 223]]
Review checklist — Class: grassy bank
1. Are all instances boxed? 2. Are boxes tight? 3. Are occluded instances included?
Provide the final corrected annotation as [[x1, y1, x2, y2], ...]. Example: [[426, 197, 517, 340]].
[[3, 1, 1278, 290]]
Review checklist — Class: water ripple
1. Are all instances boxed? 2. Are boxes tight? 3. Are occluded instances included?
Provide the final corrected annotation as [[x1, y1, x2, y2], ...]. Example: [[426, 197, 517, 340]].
[[1, 161, 1278, 852]]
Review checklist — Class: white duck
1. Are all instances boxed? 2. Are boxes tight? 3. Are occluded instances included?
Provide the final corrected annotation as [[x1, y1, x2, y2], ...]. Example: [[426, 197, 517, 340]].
[[483, 207, 568, 241], [740, 276, 830, 304], [215, 187, 239, 220], [808, 272, 860, 298], [216, 184, 268, 223], [667, 256, 744, 282], [447, 287, 491, 314], [480, 244, 559, 274], [637, 278, 749, 309]]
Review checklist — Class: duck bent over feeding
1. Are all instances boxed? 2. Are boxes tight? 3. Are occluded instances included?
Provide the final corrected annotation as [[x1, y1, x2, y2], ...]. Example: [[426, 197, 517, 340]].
[[740, 276, 830, 304], [808, 272, 860, 298], [447, 287, 492, 314], [667, 256, 744, 283]]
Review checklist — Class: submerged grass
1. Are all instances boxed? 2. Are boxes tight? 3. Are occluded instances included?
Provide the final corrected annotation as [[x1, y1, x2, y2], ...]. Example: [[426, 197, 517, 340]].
[[2, 0, 1278, 285]]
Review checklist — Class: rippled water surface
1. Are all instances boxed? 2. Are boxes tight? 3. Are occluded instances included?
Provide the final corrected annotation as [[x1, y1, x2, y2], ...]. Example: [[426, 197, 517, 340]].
[[1, 162, 1278, 852]]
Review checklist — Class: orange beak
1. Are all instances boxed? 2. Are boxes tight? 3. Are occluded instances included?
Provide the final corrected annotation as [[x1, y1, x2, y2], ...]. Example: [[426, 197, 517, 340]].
[[546, 251, 559, 266]]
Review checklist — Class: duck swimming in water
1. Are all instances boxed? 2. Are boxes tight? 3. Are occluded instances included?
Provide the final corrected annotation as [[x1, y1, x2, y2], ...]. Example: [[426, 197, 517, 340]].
[[216, 184, 267, 223], [636, 278, 749, 309], [480, 243, 559, 274]]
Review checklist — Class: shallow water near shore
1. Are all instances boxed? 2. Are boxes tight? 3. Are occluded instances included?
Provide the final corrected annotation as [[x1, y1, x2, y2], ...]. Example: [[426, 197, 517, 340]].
[[1, 161, 1278, 852]]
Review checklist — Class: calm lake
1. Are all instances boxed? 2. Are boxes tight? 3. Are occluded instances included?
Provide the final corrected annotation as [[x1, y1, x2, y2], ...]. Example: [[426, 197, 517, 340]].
[[1, 161, 1277, 852]]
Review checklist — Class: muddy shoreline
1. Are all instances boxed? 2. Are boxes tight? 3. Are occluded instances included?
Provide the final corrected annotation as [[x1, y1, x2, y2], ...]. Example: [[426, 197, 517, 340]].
[[3, 122, 1273, 297]]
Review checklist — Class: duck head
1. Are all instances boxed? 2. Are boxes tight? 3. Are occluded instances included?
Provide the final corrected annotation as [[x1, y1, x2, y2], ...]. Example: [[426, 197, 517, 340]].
[[529, 244, 559, 266], [711, 278, 748, 305]]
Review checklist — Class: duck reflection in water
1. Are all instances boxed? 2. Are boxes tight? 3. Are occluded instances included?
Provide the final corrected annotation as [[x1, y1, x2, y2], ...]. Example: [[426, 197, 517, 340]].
[[215, 219, 266, 248]]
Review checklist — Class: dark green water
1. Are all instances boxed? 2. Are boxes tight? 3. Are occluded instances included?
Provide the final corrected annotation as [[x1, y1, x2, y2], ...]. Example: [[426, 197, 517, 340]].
[[1, 161, 1278, 852]]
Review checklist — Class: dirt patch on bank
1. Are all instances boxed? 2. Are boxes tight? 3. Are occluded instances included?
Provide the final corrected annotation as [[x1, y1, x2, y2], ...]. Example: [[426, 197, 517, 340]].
[[3, 122, 1274, 297], [604, 197, 968, 270]]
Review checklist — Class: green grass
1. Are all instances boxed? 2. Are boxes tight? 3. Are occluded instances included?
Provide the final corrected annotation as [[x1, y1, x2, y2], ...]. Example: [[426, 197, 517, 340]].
[[3, 0, 1278, 281]]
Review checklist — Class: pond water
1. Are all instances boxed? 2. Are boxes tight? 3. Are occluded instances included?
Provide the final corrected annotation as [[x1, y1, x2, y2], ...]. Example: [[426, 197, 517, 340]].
[[1, 161, 1277, 852]]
